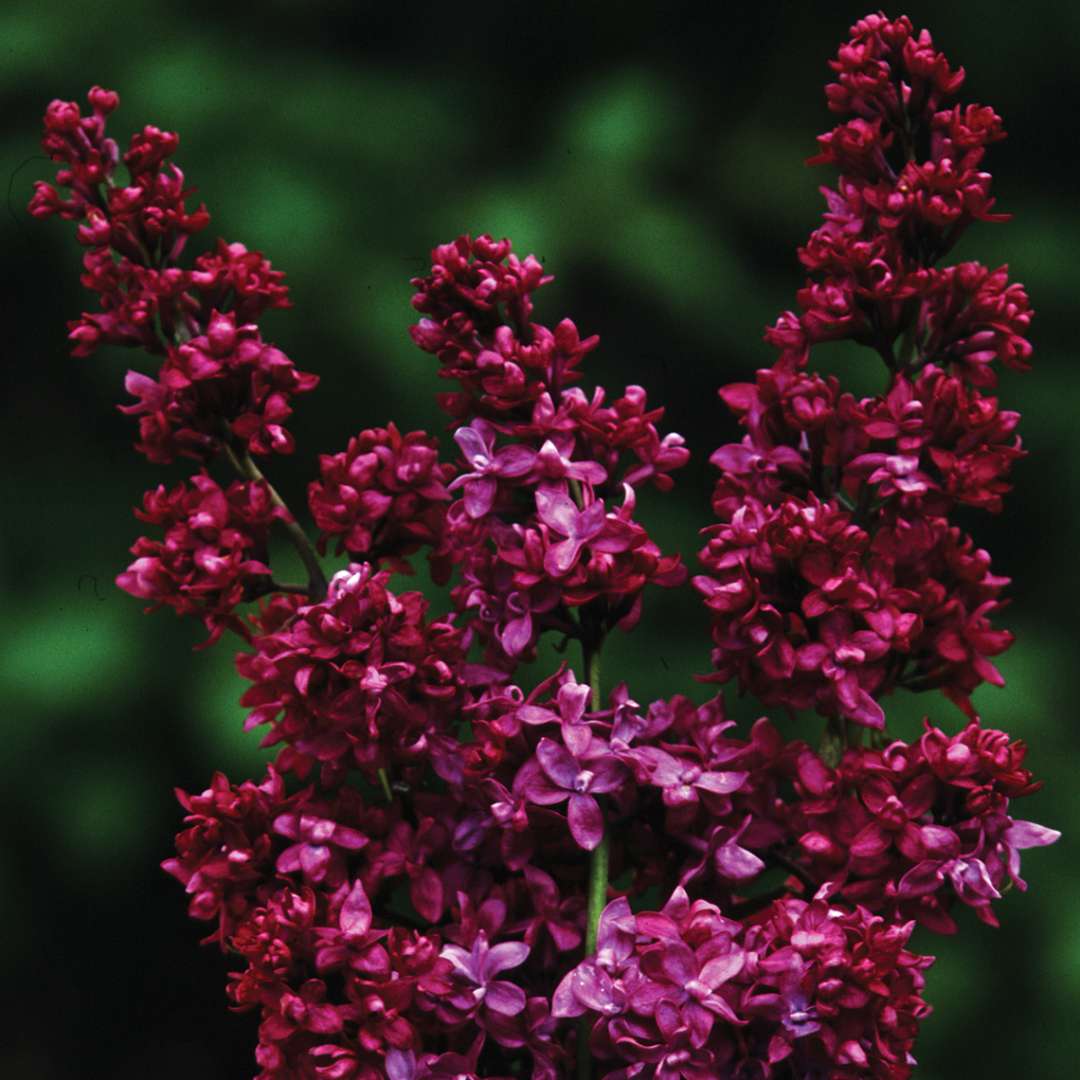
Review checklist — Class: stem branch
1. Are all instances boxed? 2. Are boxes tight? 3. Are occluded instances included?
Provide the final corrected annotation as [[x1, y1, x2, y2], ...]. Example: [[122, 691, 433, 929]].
[[377, 767, 393, 803], [578, 635, 608, 1080], [220, 436, 328, 600]]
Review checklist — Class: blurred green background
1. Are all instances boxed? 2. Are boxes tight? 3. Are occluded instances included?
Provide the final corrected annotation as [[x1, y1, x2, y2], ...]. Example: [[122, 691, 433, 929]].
[[2, 0, 1076, 1075]]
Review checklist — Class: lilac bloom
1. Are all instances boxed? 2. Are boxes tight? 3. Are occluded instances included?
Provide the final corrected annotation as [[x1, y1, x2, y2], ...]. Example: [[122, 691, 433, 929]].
[[1001, 818, 1061, 889], [637, 938, 746, 1046], [709, 435, 804, 481], [535, 436, 607, 486], [494, 676, 587, 737], [621, 1027, 719, 1080], [535, 490, 606, 576], [895, 820, 1005, 907], [517, 735, 628, 850], [554, 680, 594, 758], [551, 899, 637, 1018], [535, 489, 635, 577], [552, 958, 630, 1020], [899, 814, 1059, 907], [483, 996, 559, 1078], [552, 899, 641, 1027], [118, 369, 168, 417], [338, 878, 373, 941], [464, 554, 561, 659], [680, 818, 766, 887], [499, 590, 536, 656], [847, 450, 933, 496], [516, 865, 583, 952], [272, 811, 368, 884], [440, 930, 530, 1017], [623, 430, 691, 491], [449, 419, 536, 518], [795, 610, 889, 729], [386, 1035, 484, 1080], [311, 884, 388, 975], [897, 846, 1001, 905], [780, 989, 822, 1038], [741, 974, 822, 1042], [594, 897, 638, 972], [628, 746, 747, 810], [508, 677, 589, 735], [606, 684, 653, 748], [486, 778, 530, 833]]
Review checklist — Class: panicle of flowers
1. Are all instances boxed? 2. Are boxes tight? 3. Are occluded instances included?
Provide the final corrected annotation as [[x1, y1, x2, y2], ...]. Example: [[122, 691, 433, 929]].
[[116, 472, 288, 645], [785, 717, 1058, 934], [307, 423, 455, 579], [410, 235, 689, 665], [32, 16, 1058, 1080], [30, 85, 314, 466], [694, 11, 1032, 726], [120, 309, 319, 464], [554, 888, 933, 1078], [235, 563, 468, 789]]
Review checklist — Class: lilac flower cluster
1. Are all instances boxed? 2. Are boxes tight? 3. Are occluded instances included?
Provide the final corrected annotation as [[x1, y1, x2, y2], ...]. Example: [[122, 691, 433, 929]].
[[30, 90, 314, 466], [555, 889, 932, 1078], [116, 472, 288, 645], [409, 234, 689, 664], [693, 13, 1032, 727], [32, 14, 1057, 1080]]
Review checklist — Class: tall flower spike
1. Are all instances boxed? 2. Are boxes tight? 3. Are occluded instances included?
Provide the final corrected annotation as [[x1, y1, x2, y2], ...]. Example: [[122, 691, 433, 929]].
[[696, 11, 1030, 727]]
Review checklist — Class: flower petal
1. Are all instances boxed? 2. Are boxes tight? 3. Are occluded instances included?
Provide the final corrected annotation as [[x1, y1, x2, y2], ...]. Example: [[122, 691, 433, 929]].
[[482, 940, 530, 980], [536, 738, 579, 789], [1006, 820, 1061, 850], [340, 878, 372, 937], [464, 476, 497, 518], [485, 979, 527, 1015], [568, 793, 604, 850]]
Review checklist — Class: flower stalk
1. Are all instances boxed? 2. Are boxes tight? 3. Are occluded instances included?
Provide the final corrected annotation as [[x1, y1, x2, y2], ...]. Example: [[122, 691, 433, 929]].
[[578, 637, 608, 1080], [220, 434, 328, 599]]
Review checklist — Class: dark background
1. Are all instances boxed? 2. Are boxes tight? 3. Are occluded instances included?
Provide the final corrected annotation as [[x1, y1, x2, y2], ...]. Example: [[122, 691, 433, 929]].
[[2, 1, 1076, 1075]]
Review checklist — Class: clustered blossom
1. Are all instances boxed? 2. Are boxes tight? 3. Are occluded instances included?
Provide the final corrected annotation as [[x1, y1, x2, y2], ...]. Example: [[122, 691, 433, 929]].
[[307, 423, 455, 577], [30, 86, 315, 465], [235, 563, 468, 787], [159, 672, 1054, 1076], [409, 234, 690, 664], [116, 473, 287, 644], [783, 716, 1058, 934], [694, 12, 1031, 726], [34, 16, 1058, 1080], [120, 310, 319, 463], [554, 889, 933, 1078]]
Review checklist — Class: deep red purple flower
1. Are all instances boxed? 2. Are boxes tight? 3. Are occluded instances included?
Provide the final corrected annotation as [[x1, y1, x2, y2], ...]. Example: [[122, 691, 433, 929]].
[[450, 419, 536, 518], [117, 473, 287, 644], [309, 423, 454, 571], [516, 730, 629, 851], [440, 931, 530, 1019]]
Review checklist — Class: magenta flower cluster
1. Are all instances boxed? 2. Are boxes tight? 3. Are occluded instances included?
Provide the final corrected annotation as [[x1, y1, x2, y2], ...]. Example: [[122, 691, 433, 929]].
[[32, 13, 1057, 1080], [693, 15, 1033, 731]]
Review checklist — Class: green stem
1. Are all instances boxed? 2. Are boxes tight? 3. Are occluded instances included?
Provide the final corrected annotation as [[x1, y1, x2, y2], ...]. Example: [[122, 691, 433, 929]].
[[578, 637, 608, 1080], [584, 824, 610, 954], [586, 643, 602, 714], [221, 437, 328, 600], [377, 767, 393, 803]]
